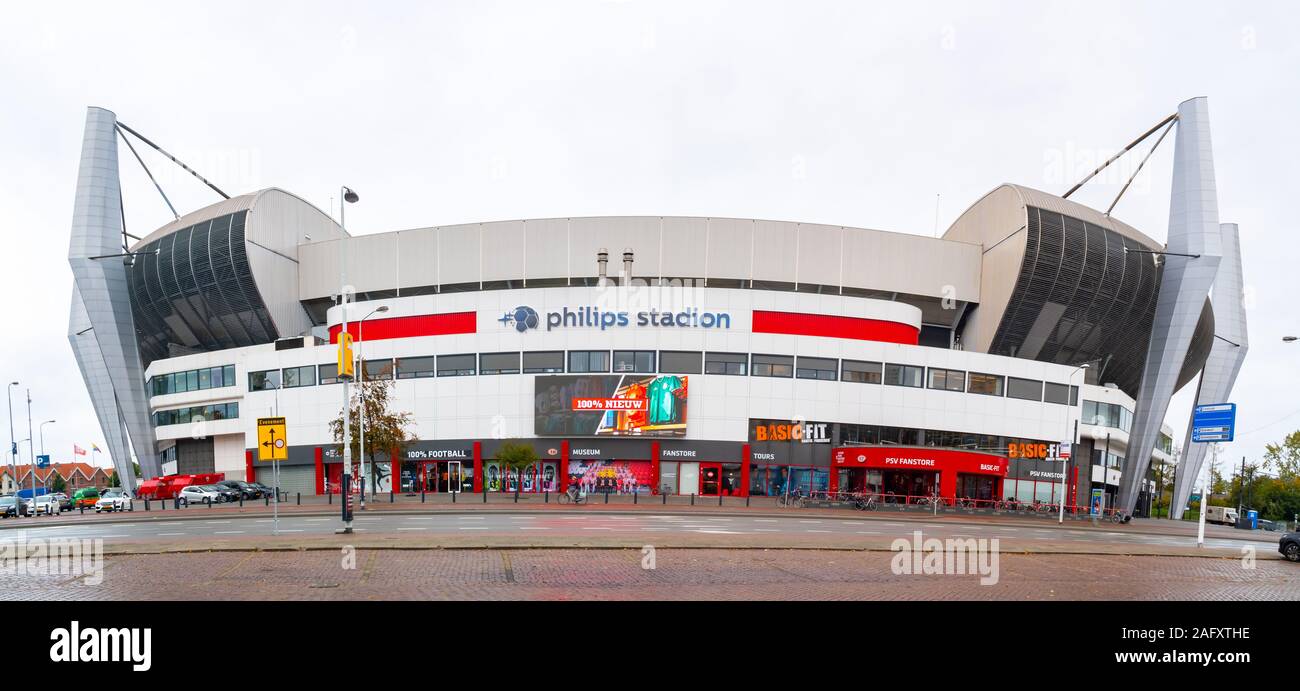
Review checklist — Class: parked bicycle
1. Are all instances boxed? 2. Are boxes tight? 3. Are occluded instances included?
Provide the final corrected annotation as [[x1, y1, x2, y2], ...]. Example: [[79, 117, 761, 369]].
[[776, 489, 806, 508], [852, 494, 878, 511], [557, 488, 587, 505]]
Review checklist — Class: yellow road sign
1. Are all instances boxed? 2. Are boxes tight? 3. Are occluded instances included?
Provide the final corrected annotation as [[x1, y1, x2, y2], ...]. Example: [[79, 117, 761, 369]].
[[338, 332, 355, 380], [257, 417, 288, 461]]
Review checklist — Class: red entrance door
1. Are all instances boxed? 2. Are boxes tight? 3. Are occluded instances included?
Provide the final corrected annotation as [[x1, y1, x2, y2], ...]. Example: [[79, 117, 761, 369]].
[[699, 463, 722, 496]]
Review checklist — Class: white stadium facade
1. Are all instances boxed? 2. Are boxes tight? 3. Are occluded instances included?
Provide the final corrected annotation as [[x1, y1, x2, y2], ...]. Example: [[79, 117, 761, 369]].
[[67, 98, 1246, 518]]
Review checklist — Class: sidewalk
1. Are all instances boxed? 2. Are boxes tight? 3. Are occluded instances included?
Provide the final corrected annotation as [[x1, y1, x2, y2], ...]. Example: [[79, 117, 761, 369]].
[[0, 491, 1279, 542]]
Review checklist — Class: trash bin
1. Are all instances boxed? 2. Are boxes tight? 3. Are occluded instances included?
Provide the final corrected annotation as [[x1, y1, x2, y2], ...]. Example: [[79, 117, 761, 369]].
[[1247, 510, 1258, 530]]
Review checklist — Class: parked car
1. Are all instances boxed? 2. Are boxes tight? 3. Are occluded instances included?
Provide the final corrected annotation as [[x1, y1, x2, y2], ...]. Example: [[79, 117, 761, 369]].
[[1258, 519, 1283, 533], [94, 489, 133, 513], [216, 480, 260, 500], [71, 487, 101, 508], [46, 492, 73, 511], [1280, 533, 1299, 563], [211, 484, 241, 503], [251, 482, 276, 498], [29, 495, 62, 516], [177, 485, 224, 505], [0, 496, 30, 518]]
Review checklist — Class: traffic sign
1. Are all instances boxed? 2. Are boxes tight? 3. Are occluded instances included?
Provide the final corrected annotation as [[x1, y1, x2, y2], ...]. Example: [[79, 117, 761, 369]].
[[1192, 403, 1237, 443], [36, 454, 49, 469], [338, 332, 355, 380], [257, 417, 288, 461]]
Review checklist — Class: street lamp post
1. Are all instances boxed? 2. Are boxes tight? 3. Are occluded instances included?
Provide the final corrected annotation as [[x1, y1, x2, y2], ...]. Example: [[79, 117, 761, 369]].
[[336, 186, 359, 535], [1061, 364, 1090, 524], [39, 420, 54, 498], [6, 382, 18, 496], [357, 306, 390, 508], [25, 390, 35, 517]]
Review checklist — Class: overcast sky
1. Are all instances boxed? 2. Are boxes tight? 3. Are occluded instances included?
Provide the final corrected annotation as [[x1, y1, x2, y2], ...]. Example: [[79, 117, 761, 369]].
[[2, 1, 1296, 482]]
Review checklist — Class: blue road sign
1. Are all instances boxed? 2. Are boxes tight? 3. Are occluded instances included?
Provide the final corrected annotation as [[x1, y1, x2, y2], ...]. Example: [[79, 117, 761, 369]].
[[36, 454, 50, 468], [1192, 403, 1237, 443]]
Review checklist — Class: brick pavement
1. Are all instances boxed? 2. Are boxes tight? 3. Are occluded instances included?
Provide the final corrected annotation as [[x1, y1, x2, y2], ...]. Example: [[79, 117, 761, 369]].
[[6, 549, 1297, 601]]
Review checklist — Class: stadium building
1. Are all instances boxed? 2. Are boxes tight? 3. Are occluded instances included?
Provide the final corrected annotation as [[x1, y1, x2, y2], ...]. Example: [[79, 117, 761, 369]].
[[66, 98, 1246, 517]]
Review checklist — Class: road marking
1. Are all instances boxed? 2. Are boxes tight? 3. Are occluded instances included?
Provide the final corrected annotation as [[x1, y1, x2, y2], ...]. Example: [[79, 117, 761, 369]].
[[799, 520, 823, 524], [405, 517, 436, 521], [96, 535, 127, 539], [458, 527, 487, 531], [254, 520, 273, 523], [694, 529, 741, 535], [858, 531, 881, 535], [205, 521, 232, 525], [156, 532, 186, 537], [303, 519, 329, 523], [398, 528, 428, 532], [457, 517, 485, 521], [754, 529, 781, 533], [508, 516, 537, 521], [754, 519, 778, 523], [806, 530, 832, 534], [583, 527, 613, 531], [214, 531, 245, 535], [518, 527, 551, 531], [277, 529, 303, 533], [1000, 528, 1018, 532]]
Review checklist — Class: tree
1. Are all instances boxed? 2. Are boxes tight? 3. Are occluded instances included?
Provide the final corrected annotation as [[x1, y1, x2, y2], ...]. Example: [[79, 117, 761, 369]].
[[50, 472, 66, 493], [1263, 430, 1300, 481], [329, 377, 417, 495], [495, 440, 539, 500], [108, 471, 120, 487]]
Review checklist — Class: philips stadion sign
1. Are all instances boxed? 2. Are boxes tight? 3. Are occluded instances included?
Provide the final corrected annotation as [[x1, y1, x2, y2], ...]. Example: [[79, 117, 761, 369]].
[[501, 305, 733, 333]]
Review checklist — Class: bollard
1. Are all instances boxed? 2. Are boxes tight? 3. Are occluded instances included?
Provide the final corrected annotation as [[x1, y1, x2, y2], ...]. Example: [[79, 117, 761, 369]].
[[80, 505, 84, 515], [420, 489, 425, 504], [299, 492, 303, 506], [634, 492, 637, 505], [690, 494, 695, 507], [746, 496, 750, 508], [207, 497, 212, 509], [329, 491, 333, 505], [514, 492, 518, 504], [174, 497, 180, 510], [265, 495, 269, 507], [482, 490, 487, 504], [239, 495, 244, 508], [719, 495, 723, 507], [663, 492, 667, 505], [452, 491, 456, 504], [145, 499, 150, 512], [605, 491, 610, 505], [545, 490, 549, 505]]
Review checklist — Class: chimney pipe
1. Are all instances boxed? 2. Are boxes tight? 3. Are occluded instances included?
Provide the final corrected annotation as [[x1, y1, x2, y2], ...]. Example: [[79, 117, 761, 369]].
[[597, 249, 609, 286], [623, 249, 634, 286]]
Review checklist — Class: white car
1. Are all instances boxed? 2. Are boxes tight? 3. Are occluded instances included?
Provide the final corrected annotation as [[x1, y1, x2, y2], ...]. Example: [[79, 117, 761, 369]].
[[28, 495, 62, 516], [177, 485, 223, 506], [94, 489, 133, 513]]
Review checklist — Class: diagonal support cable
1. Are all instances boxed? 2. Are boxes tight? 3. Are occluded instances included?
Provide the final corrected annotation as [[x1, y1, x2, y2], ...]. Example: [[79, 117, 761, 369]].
[[116, 121, 231, 200], [116, 125, 180, 220], [1062, 112, 1178, 199], [1105, 118, 1177, 216]]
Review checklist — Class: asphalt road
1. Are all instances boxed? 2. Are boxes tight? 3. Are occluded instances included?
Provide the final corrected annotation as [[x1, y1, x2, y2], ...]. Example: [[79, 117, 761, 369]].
[[0, 511, 1285, 552]]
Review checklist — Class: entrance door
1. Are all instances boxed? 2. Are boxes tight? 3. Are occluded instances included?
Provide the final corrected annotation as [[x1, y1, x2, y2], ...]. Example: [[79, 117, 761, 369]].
[[447, 461, 463, 494], [678, 463, 699, 496], [699, 463, 722, 496]]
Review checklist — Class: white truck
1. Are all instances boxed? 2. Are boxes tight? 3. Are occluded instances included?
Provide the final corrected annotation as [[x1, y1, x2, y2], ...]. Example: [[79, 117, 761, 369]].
[[1204, 505, 1239, 526]]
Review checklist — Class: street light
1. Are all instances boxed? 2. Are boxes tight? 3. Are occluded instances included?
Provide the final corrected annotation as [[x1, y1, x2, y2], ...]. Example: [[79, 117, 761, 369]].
[[357, 305, 390, 509], [6, 382, 18, 494], [336, 186, 359, 535], [1061, 364, 1090, 524]]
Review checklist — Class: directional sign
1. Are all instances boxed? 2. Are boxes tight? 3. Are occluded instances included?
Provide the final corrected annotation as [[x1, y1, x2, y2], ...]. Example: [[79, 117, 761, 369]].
[[1192, 404, 1237, 443], [257, 417, 288, 461], [36, 454, 50, 469]]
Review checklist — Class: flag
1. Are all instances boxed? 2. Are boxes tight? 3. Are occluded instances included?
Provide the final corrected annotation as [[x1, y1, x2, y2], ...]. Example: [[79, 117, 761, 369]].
[[92, 443, 101, 453], [74, 445, 86, 456]]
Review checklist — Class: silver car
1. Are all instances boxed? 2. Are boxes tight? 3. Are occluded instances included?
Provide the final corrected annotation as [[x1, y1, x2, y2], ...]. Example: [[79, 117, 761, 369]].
[[29, 495, 62, 516]]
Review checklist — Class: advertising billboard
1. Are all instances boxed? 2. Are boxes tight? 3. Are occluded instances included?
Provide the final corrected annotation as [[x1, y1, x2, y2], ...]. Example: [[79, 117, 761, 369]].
[[535, 375, 688, 437]]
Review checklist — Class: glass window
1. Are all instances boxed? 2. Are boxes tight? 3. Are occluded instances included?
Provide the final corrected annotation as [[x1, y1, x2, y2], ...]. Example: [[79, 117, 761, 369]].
[[796, 357, 837, 381], [842, 360, 882, 384], [437, 354, 476, 377], [522, 351, 564, 374], [884, 364, 923, 388], [568, 351, 609, 373], [1007, 377, 1043, 401], [613, 351, 656, 373], [362, 359, 394, 380], [967, 372, 1004, 396], [223, 365, 235, 386], [211, 366, 224, 389], [928, 368, 966, 392], [704, 352, 747, 376], [186, 371, 199, 391], [198, 368, 211, 390], [751, 354, 794, 378], [282, 365, 316, 389], [659, 351, 702, 375], [319, 363, 339, 385], [480, 352, 521, 375], [248, 370, 281, 391], [396, 356, 437, 379], [1044, 382, 1071, 405]]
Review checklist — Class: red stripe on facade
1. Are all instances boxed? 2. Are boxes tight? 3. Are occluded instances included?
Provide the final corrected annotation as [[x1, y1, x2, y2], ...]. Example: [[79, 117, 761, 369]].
[[751, 310, 919, 345], [328, 312, 477, 344]]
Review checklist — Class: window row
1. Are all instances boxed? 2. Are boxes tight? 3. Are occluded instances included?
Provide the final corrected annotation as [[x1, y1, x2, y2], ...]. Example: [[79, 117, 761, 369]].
[[150, 365, 236, 396], [244, 351, 1078, 405], [1083, 400, 1133, 432], [154, 402, 240, 427]]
